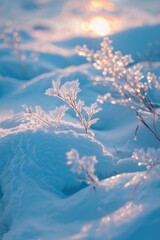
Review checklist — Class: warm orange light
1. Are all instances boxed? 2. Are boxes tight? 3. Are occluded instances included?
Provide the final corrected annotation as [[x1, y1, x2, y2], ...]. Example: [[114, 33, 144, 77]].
[[90, 17, 110, 36], [91, 0, 103, 7], [91, 0, 116, 10]]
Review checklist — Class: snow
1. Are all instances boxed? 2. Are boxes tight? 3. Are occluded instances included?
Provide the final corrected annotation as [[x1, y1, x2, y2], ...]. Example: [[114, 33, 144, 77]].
[[0, 0, 160, 239]]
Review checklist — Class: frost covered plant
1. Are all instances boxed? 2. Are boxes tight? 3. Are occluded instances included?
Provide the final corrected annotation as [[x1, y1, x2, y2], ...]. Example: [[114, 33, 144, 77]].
[[22, 79, 101, 134], [0, 30, 39, 78], [45, 78, 101, 134], [132, 148, 160, 169], [130, 148, 160, 198], [0, 31, 24, 59], [77, 37, 160, 141], [22, 104, 68, 130], [22, 79, 110, 156], [66, 149, 99, 185]]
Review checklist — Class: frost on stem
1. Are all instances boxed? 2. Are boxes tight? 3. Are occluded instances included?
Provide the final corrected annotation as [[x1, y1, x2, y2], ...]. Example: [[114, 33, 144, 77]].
[[132, 148, 160, 169], [0, 31, 24, 59], [22, 104, 68, 130], [77, 37, 160, 141], [66, 149, 99, 185], [130, 148, 160, 198], [0, 30, 39, 78], [21, 79, 101, 135], [45, 78, 101, 134]]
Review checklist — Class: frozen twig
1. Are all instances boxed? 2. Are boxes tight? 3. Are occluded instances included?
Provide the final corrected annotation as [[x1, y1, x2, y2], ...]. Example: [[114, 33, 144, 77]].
[[130, 148, 160, 198], [77, 37, 160, 141], [45, 78, 101, 134], [66, 148, 99, 186]]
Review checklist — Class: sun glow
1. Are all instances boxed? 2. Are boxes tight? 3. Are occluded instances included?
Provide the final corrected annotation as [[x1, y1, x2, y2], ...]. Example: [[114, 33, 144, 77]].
[[90, 17, 111, 36], [91, 0, 116, 10]]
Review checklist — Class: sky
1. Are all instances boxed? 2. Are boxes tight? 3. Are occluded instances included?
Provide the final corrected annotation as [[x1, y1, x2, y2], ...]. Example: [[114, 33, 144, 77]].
[[0, 0, 160, 41]]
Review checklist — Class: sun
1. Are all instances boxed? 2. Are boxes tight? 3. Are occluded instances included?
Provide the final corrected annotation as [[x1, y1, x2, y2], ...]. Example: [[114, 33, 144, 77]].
[[90, 17, 111, 36]]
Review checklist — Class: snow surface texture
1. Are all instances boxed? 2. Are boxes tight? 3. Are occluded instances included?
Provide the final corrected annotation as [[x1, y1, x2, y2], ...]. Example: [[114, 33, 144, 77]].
[[0, 0, 160, 239]]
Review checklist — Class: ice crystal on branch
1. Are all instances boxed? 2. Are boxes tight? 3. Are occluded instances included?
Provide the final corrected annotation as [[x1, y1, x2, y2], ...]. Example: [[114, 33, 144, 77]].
[[77, 37, 133, 77], [22, 78, 102, 137], [77, 37, 160, 141], [45, 78, 101, 133], [22, 79, 111, 157], [0, 29, 39, 79], [22, 104, 68, 130], [132, 148, 160, 169], [66, 149, 99, 185], [49, 105, 69, 128], [129, 148, 160, 198]]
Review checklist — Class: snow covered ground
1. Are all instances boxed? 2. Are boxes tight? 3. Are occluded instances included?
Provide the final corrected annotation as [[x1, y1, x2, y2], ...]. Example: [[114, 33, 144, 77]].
[[0, 0, 160, 239]]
